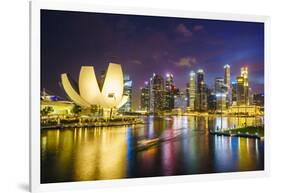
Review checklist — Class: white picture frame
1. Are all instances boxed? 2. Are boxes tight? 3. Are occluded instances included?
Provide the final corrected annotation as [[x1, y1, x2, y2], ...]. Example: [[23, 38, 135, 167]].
[[30, 1, 270, 192]]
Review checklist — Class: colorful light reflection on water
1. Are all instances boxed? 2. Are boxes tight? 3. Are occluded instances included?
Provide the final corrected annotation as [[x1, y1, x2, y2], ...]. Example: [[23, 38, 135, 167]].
[[41, 116, 264, 183]]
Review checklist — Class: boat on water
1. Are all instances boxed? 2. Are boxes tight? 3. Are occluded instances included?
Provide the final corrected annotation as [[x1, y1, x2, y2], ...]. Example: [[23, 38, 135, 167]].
[[160, 130, 182, 142], [136, 129, 183, 151], [136, 138, 159, 151]]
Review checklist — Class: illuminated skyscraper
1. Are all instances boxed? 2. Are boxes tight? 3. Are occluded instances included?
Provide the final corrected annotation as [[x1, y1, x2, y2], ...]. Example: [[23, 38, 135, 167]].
[[164, 73, 175, 110], [215, 77, 225, 93], [174, 90, 187, 111], [230, 67, 250, 106], [214, 77, 227, 111], [241, 67, 249, 105], [241, 67, 248, 83], [195, 69, 207, 111], [119, 74, 133, 112], [231, 81, 237, 105], [236, 76, 246, 105], [207, 89, 217, 112], [165, 73, 174, 89], [187, 71, 196, 111], [224, 64, 231, 90], [149, 73, 165, 113], [216, 93, 227, 111], [196, 69, 204, 87], [249, 87, 253, 105], [140, 81, 150, 111], [253, 93, 264, 107], [224, 64, 231, 107]]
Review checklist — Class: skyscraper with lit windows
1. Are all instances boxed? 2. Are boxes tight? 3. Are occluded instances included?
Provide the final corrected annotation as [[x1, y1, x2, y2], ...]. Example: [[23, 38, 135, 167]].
[[149, 73, 165, 113], [236, 76, 246, 105], [224, 64, 231, 90], [165, 73, 175, 110], [207, 89, 217, 112], [214, 77, 227, 111], [215, 77, 226, 93], [216, 93, 227, 111], [231, 81, 237, 105], [195, 69, 207, 111], [187, 71, 196, 111], [140, 81, 150, 111], [241, 67, 249, 105], [174, 90, 187, 111], [224, 64, 231, 107], [253, 93, 264, 107]]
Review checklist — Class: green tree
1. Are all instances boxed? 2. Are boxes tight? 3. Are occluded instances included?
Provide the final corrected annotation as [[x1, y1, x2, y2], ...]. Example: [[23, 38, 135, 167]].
[[41, 106, 54, 117], [71, 105, 82, 116]]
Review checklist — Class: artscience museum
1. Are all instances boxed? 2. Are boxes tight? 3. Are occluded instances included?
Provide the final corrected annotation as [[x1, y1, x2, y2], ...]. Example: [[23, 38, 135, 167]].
[[60, 63, 129, 117]]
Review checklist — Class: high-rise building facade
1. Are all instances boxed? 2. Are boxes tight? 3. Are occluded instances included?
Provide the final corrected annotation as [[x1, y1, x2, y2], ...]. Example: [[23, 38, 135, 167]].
[[224, 64, 231, 90], [253, 93, 264, 107], [232, 67, 250, 106], [215, 77, 226, 93], [187, 71, 196, 111], [231, 81, 237, 105], [224, 64, 231, 107], [174, 90, 187, 111], [207, 89, 217, 112], [249, 87, 253, 105], [241, 67, 249, 105], [140, 81, 150, 111], [119, 74, 133, 112], [214, 76, 228, 111], [236, 76, 246, 105], [195, 69, 207, 111], [150, 73, 165, 113], [216, 93, 227, 111], [164, 73, 175, 110]]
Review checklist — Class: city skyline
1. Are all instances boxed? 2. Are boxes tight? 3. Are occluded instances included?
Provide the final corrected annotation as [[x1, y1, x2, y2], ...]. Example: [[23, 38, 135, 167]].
[[139, 65, 259, 114], [40, 9, 265, 183], [41, 10, 264, 110]]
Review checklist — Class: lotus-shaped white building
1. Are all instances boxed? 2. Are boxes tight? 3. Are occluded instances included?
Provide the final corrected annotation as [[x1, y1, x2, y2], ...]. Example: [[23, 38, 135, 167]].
[[61, 63, 128, 110]]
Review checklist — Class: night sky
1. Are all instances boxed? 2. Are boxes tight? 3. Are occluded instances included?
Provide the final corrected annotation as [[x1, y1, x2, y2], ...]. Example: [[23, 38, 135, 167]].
[[41, 10, 264, 110]]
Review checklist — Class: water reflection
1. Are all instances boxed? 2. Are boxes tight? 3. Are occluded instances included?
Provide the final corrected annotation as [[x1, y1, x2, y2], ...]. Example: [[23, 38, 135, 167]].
[[209, 116, 264, 130], [41, 116, 264, 183]]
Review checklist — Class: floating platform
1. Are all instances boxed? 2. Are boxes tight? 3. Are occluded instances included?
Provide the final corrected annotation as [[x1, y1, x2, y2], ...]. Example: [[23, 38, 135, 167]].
[[209, 130, 261, 139]]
